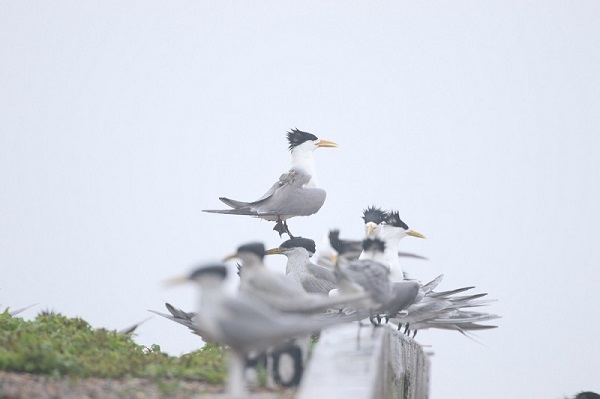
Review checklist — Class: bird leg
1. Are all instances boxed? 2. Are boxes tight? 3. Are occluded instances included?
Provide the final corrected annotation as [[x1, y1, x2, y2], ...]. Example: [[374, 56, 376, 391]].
[[228, 351, 248, 399], [283, 220, 295, 238]]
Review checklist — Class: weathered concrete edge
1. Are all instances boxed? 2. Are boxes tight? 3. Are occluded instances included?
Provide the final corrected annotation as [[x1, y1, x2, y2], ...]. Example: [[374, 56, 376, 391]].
[[296, 324, 430, 399]]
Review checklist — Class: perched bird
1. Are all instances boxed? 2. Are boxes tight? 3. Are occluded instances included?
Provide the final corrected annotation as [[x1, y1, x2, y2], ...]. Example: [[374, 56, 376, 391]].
[[169, 262, 364, 398], [372, 210, 426, 281], [226, 242, 367, 314], [264, 237, 337, 295], [316, 207, 427, 268], [358, 209, 426, 281], [203, 129, 337, 237], [331, 236, 420, 323]]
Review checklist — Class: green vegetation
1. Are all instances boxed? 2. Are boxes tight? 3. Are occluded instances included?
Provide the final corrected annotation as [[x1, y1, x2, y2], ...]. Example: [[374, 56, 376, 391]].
[[0, 310, 227, 383]]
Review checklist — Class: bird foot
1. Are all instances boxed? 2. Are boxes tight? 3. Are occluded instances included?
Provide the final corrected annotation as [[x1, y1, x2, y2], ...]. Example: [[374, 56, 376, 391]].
[[273, 220, 295, 238], [273, 221, 287, 237]]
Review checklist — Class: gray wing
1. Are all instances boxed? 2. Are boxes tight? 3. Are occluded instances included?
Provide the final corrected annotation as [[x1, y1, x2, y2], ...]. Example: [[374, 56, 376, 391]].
[[341, 260, 391, 305], [383, 281, 420, 317], [218, 169, 298, 209], [301, 276, 337, 295], [218, 295, 365, 352], [204, 167, 323, 218], [306, 263, 337, 284], [117, 316, 153, 335], [241, 268, 306, 298], [254, 169, 325, 217], [148, 303, 206, 336]]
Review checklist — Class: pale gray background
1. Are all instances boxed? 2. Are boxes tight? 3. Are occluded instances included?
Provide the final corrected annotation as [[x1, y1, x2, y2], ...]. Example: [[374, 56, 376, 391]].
[[1, 2, 599, 398]]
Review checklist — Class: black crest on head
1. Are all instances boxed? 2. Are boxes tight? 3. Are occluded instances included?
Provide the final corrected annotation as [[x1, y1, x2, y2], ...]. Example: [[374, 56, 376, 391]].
[[386, 211, 409, 230], [237, 242, 266, 259], [280, 237, 316, 254], [362, 206, 388, 225], [363, 238, 385, 253], [287, 128, 318, 150], [189, 263, 228, 280]]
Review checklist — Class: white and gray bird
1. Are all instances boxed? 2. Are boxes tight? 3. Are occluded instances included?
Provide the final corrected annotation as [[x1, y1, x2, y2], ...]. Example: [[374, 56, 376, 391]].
[[362, 211, 500, 336], [359, 209, 426, 282], [226, 242, 367, 314], [203, 129, 337, 237], [265, 237, 337, 295], [168, 262, 364, 398], [316, 207, 427, 268], [331, 236, 420, 323]]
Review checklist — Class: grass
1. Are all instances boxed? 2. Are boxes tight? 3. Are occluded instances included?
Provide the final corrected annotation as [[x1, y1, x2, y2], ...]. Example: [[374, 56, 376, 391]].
[[0, 309, 227, 383]]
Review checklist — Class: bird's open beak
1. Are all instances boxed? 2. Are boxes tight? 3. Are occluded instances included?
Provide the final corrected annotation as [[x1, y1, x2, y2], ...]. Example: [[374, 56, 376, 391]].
[[316, 139, 338, 148], [407, 230, 426, 239], [164, 276, 189, 287], [223, 253, 239, 261], [264, 248, 284, 255]]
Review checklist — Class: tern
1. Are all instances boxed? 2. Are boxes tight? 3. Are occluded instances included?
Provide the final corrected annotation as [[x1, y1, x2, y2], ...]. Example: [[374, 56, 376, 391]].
[[168, 262, 364, 398], [264, 237, 337, 295], [225, 242, 367, 314], [203, 129, 337, 237], [316, 207, 427, 268], [361, 210, 426, 281], [331, 236, 420, 322]]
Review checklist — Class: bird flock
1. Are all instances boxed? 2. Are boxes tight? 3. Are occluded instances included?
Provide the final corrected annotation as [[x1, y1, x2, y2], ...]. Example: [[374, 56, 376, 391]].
[[152, 129, 499, 398]]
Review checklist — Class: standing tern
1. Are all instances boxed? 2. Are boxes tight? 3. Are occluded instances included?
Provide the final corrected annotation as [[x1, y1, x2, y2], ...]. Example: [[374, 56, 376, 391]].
[[168, 262, 365, 398], [203, 129, 337, 237], [331, 235, 420, 323], [376, 210, 426, 281], [264, 237, 337, 295], [225, 242, 367, 314], [316, 207, 427, 268]]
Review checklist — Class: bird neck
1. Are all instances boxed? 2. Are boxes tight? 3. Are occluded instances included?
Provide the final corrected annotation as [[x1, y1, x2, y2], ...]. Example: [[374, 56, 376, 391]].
[[285, 251, 311, 275], [239, 253, 265, 270], [381, 231, 405, 281], [291, 149, 318, 187], [196, 282, 224, 333], [361, 249, 387, 265]]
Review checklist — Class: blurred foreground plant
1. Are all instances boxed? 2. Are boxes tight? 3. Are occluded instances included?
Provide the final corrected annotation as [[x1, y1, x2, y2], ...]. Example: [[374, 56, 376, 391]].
[[0, 310, 226, 383]]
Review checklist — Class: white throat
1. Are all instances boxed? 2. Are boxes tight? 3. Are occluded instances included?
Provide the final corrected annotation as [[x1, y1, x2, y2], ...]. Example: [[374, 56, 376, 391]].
[[291, 144, 318, 188]]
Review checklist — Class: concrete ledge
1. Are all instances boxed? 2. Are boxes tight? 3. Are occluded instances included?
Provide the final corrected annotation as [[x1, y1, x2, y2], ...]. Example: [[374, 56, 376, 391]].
[[297, 324, 430, 399]]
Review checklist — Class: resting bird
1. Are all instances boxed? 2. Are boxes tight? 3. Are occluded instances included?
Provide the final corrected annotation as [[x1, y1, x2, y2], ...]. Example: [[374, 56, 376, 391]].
[[360, 209, 426, 281], [203, 129, 337, 237], [331, 236, 420, 323], [265, 237, 337, 295], [226, 242, 367, 314], [169, 262, 364, 398], [316, 207, 427, 268]]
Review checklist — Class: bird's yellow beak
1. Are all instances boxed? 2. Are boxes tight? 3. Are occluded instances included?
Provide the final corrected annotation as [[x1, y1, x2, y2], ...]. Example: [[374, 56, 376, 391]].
[[366, 222, 378, 237], [163, 276, 189, 287], [223, 253, 239, 261], [407, 230, 426, 239], [264, 248, 284, 255], [316, 139, 338, 148]]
